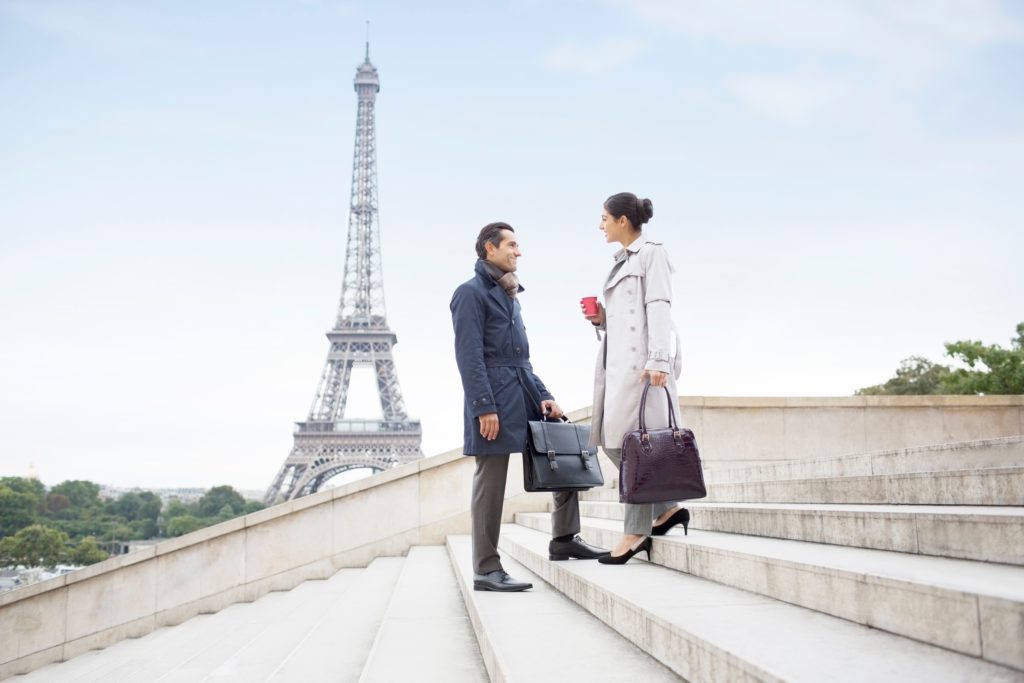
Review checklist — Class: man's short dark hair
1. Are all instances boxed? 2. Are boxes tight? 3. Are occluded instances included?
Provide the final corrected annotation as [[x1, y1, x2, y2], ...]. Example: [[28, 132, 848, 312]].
[[475, 222, 514, 260]]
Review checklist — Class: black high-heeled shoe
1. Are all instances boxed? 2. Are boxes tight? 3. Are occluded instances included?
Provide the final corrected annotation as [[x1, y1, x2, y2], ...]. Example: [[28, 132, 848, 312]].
[[652, 507, 690, 536], [598, 536, 652, 565]]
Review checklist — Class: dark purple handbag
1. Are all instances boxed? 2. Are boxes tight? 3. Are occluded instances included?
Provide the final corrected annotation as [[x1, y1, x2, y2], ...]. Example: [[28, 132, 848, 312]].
[[619, 383, 707, 504]]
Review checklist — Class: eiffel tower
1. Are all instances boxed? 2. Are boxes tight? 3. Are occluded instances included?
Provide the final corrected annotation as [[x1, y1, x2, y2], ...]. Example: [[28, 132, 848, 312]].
[[264, 43, 423, 505]]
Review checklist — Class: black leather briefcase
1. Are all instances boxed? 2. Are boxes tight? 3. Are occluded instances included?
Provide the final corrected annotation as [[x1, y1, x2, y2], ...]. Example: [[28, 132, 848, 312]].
[[522, 417, 604, 492]]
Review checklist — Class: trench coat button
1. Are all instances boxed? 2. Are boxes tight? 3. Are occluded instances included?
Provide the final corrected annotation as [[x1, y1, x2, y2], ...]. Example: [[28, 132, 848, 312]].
[[629, 309, 635, 314], [473, 400, 478, 406], [631, 346, 637, 352], [630, 326, 636, 332], [514, 347, 522, 355]]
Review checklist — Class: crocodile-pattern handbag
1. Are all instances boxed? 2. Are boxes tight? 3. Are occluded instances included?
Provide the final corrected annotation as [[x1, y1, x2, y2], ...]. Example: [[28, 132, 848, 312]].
[[619, 383, 706, 504]]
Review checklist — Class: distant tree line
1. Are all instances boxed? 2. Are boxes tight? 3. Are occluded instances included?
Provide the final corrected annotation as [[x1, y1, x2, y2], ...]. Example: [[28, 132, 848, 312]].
[[857, 322, 1024, 395], [0, 477, 263, 569]]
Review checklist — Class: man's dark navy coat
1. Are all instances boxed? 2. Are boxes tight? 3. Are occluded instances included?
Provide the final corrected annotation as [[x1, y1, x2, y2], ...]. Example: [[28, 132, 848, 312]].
[[450, 260, 554, 456]]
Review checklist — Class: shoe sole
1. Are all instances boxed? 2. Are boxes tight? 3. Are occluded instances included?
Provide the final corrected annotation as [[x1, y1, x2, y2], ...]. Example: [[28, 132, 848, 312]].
[[549, 553, 610, 561], [473, 581, 533, 592]]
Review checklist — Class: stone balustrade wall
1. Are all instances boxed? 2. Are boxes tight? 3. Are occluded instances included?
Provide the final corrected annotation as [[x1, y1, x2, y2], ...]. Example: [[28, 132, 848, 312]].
[[570, 395, 1024, 470]]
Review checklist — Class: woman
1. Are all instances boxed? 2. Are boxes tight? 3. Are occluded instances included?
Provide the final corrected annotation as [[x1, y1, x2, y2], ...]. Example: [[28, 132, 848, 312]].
[[582, 192, 689, 564]]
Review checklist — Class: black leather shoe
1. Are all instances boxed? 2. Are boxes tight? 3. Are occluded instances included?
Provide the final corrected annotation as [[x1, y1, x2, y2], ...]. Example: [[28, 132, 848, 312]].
[[598, 536, 652, 565], [473, 570, 533, 592], [548, 535, 611, 561]]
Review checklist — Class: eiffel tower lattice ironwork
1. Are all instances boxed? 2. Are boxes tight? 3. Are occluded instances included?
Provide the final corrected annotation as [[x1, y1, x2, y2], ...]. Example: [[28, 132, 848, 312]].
[[264, 43, 422, 505]]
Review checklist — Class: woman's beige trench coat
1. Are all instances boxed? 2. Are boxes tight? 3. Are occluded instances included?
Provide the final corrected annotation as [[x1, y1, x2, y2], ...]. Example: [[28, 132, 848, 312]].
[[590, 236, 683, 450]]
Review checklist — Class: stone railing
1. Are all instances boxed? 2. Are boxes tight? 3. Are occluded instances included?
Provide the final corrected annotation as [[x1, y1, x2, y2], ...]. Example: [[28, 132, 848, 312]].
[[571, 394, 1024, 469]]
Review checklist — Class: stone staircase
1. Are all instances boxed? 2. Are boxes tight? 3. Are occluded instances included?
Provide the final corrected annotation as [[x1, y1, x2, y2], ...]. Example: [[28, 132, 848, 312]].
[[12, 436, 1024, 682]]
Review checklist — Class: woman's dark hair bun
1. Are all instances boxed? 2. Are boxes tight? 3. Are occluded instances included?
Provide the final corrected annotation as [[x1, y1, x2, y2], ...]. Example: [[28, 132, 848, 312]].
[[638, 197, 654, 224], [604, 192, 654, 230]]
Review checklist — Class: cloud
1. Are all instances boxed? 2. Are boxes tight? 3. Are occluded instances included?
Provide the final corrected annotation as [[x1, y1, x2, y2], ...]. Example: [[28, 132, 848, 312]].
[[611, 0, 1024, 77], [726, 71, 850, 125], [543, 38, 646, 75], [2, 0, 198, 57]]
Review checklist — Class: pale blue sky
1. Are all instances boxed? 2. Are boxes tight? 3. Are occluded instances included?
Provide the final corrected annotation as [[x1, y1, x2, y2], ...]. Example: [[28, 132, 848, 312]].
[[1, 0, 1022, 490]]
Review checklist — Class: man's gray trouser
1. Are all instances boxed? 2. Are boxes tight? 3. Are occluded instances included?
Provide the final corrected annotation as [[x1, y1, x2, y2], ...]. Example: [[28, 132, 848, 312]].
[[602, 447, 675, 535], [472, 454, 579, 575]]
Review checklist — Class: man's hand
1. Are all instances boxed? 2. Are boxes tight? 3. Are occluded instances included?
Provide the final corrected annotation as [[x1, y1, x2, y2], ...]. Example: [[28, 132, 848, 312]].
[[541, 400, 564, 419], [640, 369, 669, 387], [479, 413, 499, 441]]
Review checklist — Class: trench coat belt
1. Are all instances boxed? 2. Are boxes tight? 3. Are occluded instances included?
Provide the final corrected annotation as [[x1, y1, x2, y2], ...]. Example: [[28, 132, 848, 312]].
[[484, 357, 532, 368]]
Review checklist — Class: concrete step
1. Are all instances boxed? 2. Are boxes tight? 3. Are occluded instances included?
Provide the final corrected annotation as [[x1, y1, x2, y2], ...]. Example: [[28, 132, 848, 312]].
[[19, 559, 405, 683], [576, 500, 1024, 565], [582, 466, 1024, 505], [17, 578, 345, 682], [518, 512, 1024, 671], [359, 546, 486, 682], [153, 565, 388, 682], [446, 535, 680, 682], [260, 557, 404, 682], [499, 523, 1024, 682], [126, 563, 388, 682], [704, 435, 1024, 484]]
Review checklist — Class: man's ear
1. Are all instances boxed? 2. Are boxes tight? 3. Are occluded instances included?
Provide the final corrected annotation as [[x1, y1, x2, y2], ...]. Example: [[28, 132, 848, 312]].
[[483, 241, 495, 258]]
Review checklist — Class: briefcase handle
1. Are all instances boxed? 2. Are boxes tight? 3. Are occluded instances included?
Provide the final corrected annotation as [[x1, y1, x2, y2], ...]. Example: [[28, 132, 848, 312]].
[[637, 382, 680, 439], [541, 406, 570, 423]]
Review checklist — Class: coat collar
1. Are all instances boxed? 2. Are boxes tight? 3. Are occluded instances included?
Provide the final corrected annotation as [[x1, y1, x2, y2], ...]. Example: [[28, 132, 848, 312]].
[[612, 235, 652, 263]]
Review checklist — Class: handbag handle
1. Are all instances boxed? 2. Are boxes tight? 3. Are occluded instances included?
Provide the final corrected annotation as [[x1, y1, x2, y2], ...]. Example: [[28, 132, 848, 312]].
[[637, 381, 679, 437]]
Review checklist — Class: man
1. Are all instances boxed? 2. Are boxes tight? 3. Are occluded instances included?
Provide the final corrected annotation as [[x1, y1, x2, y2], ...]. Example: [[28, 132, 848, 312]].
[[450, 222, 609, 592]]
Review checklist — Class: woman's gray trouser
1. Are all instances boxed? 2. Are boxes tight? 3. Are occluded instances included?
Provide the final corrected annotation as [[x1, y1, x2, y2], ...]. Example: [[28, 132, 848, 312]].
[[603, 447, 675, 535]]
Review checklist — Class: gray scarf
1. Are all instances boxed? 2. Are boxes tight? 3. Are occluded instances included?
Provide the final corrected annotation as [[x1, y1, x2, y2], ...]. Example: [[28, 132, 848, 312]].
[[480, 260, 520, 299]]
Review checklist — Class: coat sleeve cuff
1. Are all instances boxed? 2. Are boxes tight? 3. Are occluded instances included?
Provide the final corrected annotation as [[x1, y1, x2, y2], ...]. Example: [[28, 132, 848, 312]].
[[644, 359, 671, 374], [471, 397, 497, 417]]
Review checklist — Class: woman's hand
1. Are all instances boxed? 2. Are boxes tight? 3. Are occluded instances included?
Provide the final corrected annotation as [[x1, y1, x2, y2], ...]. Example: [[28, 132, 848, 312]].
[[581, 301, 605, 327], [640, 369, 669, 387]]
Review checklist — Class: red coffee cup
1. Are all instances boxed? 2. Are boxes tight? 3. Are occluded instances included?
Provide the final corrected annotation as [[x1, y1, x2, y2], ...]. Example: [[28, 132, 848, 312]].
[[580, 296, 599, 316]]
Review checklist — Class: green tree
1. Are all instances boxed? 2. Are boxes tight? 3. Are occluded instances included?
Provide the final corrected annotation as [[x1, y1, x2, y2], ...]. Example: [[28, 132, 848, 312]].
[[101, 523, 135, 543], [165, 498, 193, 519], [856, 356, 952, 395], [0, 485, 39, 537], [0, 477, 45, 507], [0, 537, 18, 565], [106, 492, 144, 521], [2, 524, 69, 567], [198, 486, 246, 518], [50, 480, 102, 511], [130, 518, 159, 539], [137, 491, 162, 522], [942, 322, 1024, 395], [243, 500, 264, 515], [69, 536, 109, 565], [166, 515, 203, 537], [46, 492, 72, 514]]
